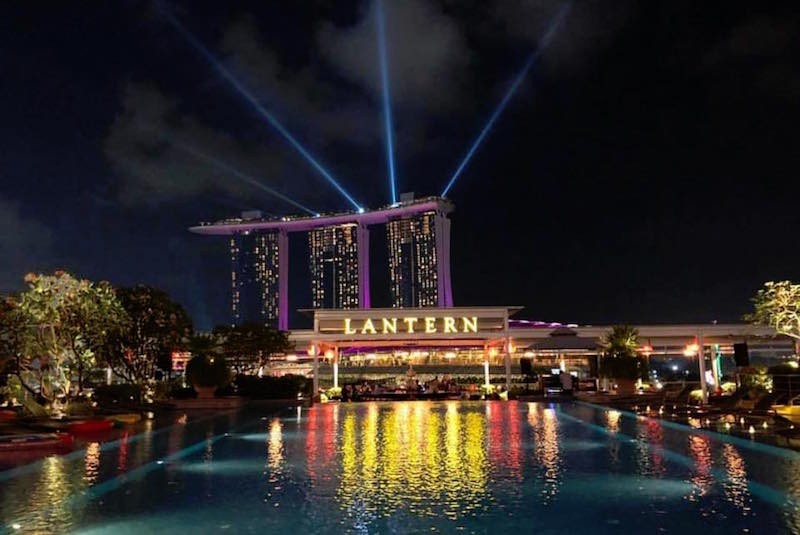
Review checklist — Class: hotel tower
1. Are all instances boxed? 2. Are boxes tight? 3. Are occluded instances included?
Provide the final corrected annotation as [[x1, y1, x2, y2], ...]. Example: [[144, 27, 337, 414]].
[[386, 204, 453, 308]]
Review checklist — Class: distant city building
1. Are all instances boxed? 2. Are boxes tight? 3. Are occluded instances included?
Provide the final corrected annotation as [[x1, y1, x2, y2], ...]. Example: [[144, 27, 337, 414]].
[[229, 228, 282, 327], [387, 206, 452, 308], [309, 224, 361, 309]]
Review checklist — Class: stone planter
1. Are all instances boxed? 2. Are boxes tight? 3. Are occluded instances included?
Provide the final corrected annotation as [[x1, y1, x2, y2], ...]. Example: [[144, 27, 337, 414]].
[[194, 386, 217, 399]]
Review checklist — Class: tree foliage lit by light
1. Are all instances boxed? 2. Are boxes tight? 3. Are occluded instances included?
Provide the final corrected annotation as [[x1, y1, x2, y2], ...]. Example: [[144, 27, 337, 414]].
[[1, 271, 129, 412], [601, 324, 640, 358], [212, 322, 292, 374], [599, 325, 646, 380], [747, 281, 800, 340], [109, 285, 193, 387]]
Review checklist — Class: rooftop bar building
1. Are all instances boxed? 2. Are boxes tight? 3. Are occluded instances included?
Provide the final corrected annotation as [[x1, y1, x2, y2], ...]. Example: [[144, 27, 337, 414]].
[[282, 307, 795, 403]]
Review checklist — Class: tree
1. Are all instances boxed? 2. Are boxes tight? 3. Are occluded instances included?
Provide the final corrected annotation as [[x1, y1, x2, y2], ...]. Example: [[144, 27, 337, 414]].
[[1, 294, 49, 410], [185, 354, 231, 390], [108, 286, 192, 387], [213, 322, 292, 374], [0, 296, 30, 398], [187, 332, 222, 359], [9, 271, 129, 405], [599, 325, 646, 381], [746, 281, 800, 341], [0, 297, 22, 371], [62, 276, 130, 392], [601, 325, 640, 358]]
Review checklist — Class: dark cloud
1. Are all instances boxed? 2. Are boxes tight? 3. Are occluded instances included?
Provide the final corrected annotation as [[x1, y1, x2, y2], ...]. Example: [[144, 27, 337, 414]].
[[704, 16, 797, 65], [104, 81, 325, 211], [220, 15, 379, 147], [489, 0, 635, 73], [702, 16, 800, 100], [317, 0, 470, 111], [0, 196, 54, 292], [105, 2, 636, 209]]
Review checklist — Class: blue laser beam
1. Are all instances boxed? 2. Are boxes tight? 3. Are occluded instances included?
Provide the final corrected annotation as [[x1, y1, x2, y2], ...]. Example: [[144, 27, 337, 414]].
[[156, 2, 363, 211], [173, 140, 319, 216], [440, 2, 572, 197], [376, 0, 397, 204]]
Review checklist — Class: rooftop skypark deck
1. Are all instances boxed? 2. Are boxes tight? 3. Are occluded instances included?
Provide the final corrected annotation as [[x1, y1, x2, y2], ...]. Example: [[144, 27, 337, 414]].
[[189, 196, 453, 235]]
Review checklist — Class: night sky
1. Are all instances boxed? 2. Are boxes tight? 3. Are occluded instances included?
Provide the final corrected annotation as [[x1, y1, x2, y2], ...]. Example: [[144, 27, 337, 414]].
[[1, 1, 798, 330]]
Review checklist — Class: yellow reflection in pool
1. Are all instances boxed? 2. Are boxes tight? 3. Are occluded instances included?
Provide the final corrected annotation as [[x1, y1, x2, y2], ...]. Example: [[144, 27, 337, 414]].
[[83, 442, 101, 486], [268, 418, 284, 473], [17, 455, 74, 531], [606, 410, 620, 433], [335, 402, 488, 521]]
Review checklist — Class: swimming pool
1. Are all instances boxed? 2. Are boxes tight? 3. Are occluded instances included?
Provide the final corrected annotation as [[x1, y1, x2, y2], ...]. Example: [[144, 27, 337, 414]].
[[1, 401, 799, 534]]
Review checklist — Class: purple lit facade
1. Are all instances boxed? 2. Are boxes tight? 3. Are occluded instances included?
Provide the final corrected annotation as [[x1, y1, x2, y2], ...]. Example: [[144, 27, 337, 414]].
[[190, 197, 454, 329]]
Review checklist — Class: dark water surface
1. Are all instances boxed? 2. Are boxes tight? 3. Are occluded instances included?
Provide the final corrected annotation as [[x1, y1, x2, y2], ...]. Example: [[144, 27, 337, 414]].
[[1, 401, 799, 534]]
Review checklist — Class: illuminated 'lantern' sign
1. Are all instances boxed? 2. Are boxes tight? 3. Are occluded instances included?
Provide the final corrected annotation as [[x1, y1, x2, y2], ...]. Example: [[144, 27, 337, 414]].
[[343, 316, 479, 335]]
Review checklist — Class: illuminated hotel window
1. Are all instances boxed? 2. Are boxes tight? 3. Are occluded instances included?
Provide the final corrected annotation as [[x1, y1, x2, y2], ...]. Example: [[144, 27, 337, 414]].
[[386, 211, 443, 308], [229, 230, 282, 326], [309, 224, 360, 309]]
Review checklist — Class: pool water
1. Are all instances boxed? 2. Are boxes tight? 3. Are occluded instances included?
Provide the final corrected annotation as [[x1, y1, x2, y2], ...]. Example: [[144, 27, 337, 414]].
[[2, 401, 800, 534]]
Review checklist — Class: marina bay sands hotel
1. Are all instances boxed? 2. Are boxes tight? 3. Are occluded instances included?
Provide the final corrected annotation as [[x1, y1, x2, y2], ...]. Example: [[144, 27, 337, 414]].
[[190, 195, 454, 329]]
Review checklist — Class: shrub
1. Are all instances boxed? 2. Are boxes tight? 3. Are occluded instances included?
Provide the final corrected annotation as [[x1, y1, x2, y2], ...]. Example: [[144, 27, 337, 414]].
[[739, 365, 772, 398], [185, 355, 231, 389], [235, 374, 308, 399], [599, 356, 646, 380]]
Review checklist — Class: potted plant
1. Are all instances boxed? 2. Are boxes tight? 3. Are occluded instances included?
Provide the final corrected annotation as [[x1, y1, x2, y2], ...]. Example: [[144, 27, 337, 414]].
[[599, 355, 644, 395], [599, 325, 646, 395], [185, 355, 231, 399]]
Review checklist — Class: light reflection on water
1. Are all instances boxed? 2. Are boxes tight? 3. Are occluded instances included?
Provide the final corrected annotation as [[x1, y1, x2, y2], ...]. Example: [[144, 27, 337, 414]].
[[268, 419, 283, 473], [83, 442, 100, 486], [332, 401, 489, 522], [2, 402, 800, 534], [532, 406, 561, 502], [634, 418, 666, 478], [722, 443, 751, 514], [14, 456, 75, 531], [687, 433, 714, 500]]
